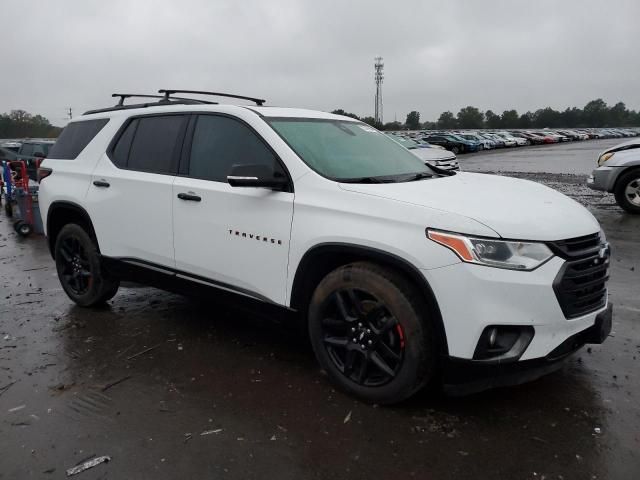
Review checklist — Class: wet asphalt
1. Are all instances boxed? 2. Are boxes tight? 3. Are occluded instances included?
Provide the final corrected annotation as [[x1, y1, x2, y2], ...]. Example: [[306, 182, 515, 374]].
[[0, 139, 639, 479]]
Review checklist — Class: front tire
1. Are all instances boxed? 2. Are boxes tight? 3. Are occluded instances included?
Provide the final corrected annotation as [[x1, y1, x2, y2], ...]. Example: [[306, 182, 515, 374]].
[[308, 262, 437, 404], [451, 146, 460, 154], [54, 224, 120, 307], [614, 169, 640, 214]]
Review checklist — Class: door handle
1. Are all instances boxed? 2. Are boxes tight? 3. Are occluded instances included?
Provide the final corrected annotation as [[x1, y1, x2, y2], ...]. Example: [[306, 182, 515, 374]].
[[177, 192, 202, 202], [93, 180, 110, 188]]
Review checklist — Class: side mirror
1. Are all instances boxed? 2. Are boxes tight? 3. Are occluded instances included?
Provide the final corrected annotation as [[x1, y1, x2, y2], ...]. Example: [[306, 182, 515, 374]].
[[227, 163, 288, 190]]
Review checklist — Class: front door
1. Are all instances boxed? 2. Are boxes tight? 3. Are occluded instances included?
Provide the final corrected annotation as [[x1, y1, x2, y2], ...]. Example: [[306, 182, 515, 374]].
[[172, 114, 294, 305]]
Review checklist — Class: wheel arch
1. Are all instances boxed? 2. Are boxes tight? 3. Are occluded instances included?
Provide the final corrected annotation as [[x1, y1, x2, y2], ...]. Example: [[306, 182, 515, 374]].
[[289, 243, 449, 355], [46, 201, 99, 258], [613, 165, 640, 190]]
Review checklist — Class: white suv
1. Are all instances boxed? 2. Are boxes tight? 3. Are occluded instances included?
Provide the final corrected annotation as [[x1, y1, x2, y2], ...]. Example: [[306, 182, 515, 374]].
[[38, 90, 613, 403]]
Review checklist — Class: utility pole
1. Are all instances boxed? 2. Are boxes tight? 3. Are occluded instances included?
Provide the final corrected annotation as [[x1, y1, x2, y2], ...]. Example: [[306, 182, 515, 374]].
[[374, 57, 384, 126], [67, 107, 73, 120]]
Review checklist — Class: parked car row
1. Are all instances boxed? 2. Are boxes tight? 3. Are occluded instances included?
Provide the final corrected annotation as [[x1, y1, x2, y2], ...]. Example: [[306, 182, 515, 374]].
[[384, 133, 460, 171], [387, 128, 639, 154]]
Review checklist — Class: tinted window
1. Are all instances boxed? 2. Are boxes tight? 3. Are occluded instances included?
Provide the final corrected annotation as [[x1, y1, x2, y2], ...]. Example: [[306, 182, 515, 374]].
[[188, 115, 280, 182], [111, 119, 138, 168], [48, 119, 108, 159], [20, 144, 34, 156], [126, 115, 185, 174]]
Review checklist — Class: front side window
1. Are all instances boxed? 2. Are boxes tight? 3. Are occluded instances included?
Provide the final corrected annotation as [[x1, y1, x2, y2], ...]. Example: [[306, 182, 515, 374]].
[[188, 115, 282, 182], [268, 119, 432, 181]]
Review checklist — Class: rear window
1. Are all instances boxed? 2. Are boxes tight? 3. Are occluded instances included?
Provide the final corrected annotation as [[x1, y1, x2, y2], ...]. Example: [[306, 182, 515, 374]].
[[111, 115, 186, 174], [48, 119, 109, 159]]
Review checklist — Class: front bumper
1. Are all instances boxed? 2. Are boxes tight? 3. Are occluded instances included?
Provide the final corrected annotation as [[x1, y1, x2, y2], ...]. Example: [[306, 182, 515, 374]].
[[442, 304, 612, 395], [587, 166, 622, 192], [421, 254, 609, 361]]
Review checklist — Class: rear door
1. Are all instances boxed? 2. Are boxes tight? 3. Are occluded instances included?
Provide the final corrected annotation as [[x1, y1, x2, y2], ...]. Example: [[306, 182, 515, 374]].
[[172, 113, 294, 304], [86, 114, 188, 268]]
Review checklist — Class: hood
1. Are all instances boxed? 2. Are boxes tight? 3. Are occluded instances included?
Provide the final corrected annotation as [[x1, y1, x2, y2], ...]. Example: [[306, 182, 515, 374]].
[[409, 147, 456, 162], [602, 138, 640, 155], [339, 172, 599, 241]]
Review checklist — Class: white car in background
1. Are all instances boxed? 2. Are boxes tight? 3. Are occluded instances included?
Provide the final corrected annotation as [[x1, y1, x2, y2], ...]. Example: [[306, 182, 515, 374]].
[[486, 132, 516, 147], [495, 132, 526, 146], [387, 134, 459, 171]]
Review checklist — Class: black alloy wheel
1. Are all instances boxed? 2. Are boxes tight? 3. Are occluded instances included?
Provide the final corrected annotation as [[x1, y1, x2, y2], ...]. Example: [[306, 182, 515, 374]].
[[308, 262, 437, 404], [320, 288, 405, 387], [58, 234, 93, 296], [54, 224, 119, 306]]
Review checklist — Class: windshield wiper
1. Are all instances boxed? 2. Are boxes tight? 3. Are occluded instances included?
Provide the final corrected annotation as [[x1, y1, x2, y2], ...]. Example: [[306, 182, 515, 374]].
[[340, 176, 386, 184], [400, 172, 435, 182]]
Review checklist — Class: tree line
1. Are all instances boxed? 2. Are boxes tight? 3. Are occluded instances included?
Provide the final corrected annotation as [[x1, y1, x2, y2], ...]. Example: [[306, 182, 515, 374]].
[[333, 99, 640, 131], [0, 110, 62, 139]]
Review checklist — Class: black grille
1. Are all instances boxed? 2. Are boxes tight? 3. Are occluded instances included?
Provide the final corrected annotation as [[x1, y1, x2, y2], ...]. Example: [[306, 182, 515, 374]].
[[551, 233, 610, 319], [551, 232, 601, 258]]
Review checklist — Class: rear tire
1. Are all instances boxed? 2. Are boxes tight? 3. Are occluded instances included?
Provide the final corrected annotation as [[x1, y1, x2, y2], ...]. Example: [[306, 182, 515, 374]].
[[451, 146, 460, 154], [4, 202, 12, 217], [308, 262, 437, 404], [54, 224, 120, 307], [614, 169, 640, 214]]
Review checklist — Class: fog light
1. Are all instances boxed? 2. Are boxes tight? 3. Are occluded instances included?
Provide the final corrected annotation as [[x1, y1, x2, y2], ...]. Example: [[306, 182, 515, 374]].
[[473, 326, 534, 362], [488, 327, 498, 347]]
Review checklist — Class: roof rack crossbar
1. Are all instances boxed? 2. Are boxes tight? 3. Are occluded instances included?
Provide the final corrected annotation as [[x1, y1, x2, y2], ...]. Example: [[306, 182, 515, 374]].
[[158, 89, 266, 106], [111, 93, 216, 107]]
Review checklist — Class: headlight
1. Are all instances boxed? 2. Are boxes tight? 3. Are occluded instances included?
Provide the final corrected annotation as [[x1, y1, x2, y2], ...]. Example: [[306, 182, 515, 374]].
[[598, 152, 614, 166], [427, 230, 554, 271]]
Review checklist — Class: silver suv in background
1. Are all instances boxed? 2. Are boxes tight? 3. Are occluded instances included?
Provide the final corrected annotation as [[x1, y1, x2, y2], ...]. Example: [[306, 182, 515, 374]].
[[588, 139, 640, 214]]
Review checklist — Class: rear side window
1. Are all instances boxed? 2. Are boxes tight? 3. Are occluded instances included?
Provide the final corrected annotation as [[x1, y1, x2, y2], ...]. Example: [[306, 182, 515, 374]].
[[111, 119, 138, 168], [111, 115, 185, 174], [188, 115, 281, 182], [48, 119, 109, 159]]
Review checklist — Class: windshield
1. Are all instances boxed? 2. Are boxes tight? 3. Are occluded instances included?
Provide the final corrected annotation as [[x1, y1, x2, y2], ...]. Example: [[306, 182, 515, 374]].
[[268, 118, 435, 181]]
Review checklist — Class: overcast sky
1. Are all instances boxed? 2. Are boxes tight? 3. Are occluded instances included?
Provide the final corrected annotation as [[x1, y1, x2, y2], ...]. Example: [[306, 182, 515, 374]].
[[2, 0, 639, 125]]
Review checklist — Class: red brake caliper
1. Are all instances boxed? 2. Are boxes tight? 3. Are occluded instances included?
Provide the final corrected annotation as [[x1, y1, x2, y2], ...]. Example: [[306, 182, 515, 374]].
[[396, 324, 405, 349]]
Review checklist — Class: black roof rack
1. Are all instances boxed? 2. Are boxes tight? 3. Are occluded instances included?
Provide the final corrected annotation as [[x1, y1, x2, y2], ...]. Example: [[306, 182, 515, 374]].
[[111, 93, 216, 107], [159, 89, 266, 106], [82, 89, 265, 116], [83, 93, 217, 115], [111, 93, 218, 107]]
